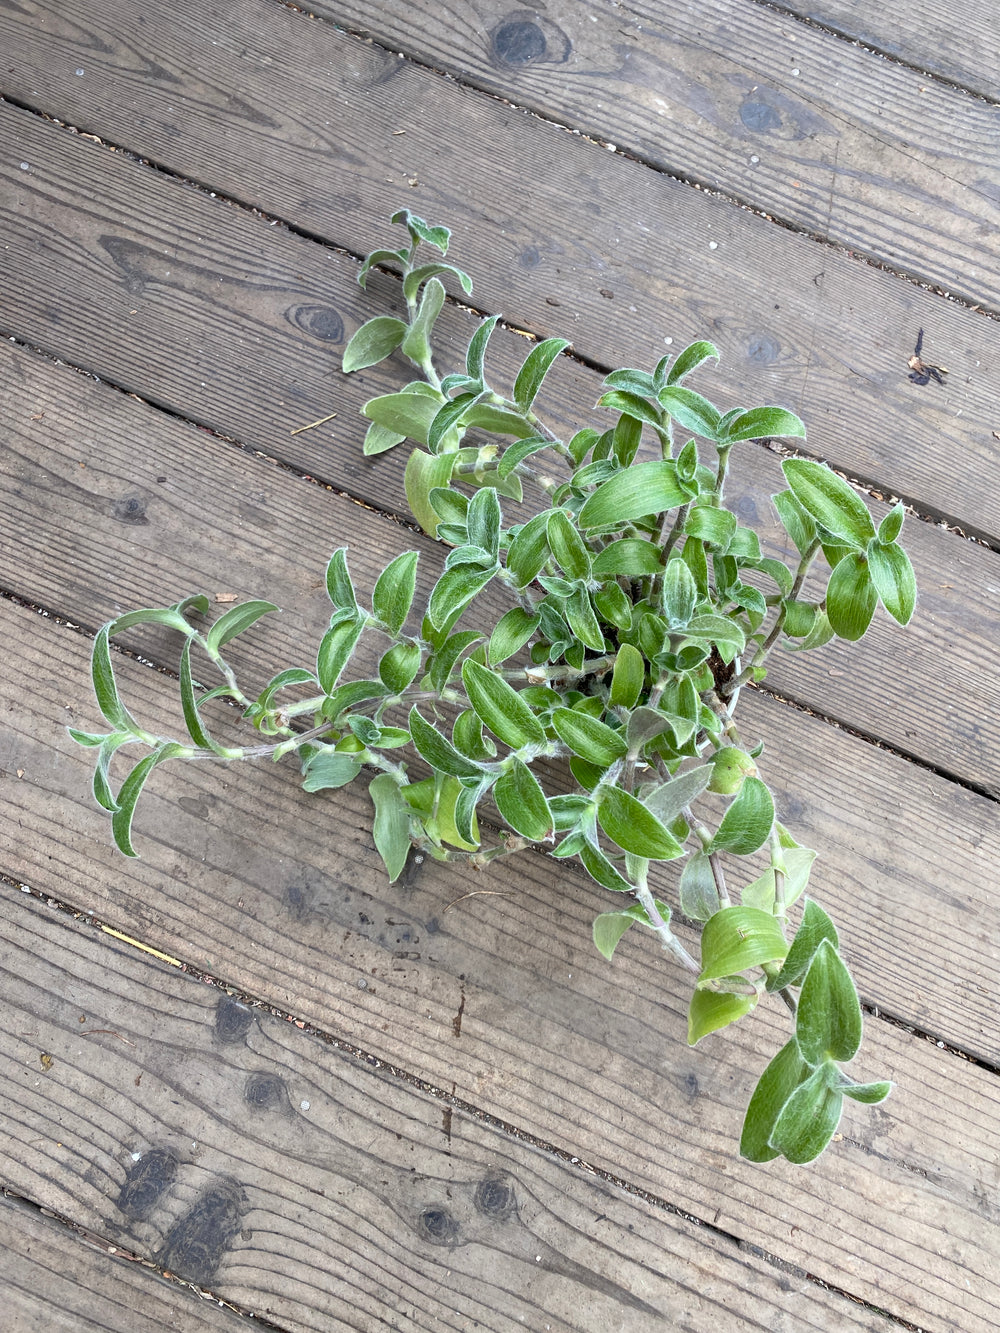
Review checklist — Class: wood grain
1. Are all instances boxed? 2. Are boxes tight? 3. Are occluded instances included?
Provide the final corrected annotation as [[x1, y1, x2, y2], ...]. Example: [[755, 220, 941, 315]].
[[0, 1193, 252, 1332], [774, 0, 1000, 101], [2, 600, 999, 1331], [303, 0, 1000, 306], [0, 891, 899, 1333], [3, 10, 1000, 544]]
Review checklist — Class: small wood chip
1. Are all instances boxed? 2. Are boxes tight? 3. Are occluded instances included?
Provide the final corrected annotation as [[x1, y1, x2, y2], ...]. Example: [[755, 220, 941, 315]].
[[215, 593, 239, 603]]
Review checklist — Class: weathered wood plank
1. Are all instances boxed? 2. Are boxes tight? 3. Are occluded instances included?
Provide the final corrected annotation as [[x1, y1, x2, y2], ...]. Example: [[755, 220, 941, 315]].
[[2, 345, 998, 1050], [774, 0, 1000, 101], [0, 1193, 252, 1332], [0, 890, 898, 1333], [2, 267, 997, 803], [2, 15, 1000, 544], [2, 600, 999, 1331], [305, 0, 1000, 309]]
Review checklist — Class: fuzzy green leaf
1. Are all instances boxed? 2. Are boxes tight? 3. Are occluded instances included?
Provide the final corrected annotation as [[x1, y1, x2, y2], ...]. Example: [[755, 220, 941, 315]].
[[378, 641, 422, 694], [698, 906, 788, 983], [592, 539, 663, 577], [316, 615, 365, 694], [111, 744, 188, 857], [408, 706, 489, 779], [578, 460, 686, 529], [578, 841, 634, 892], [179, 639, 225, 754], [796, 938, 863, 1065], [467, 313, 501, 382], [597, 787, 684, 860], [782, 459, 875, 549], [342, 316, 407, 373], [721, 406, 805, 443], [564, 585, 606, 652], [709, 777, 774, 855], [666, 340, 720, 384], [402, 262, 472, 302], [657, 386, 722, 439], [301, 749, 363, 793], [372, 551, 419, 635], [768, 1064, 844, 1165], [740, 1039, 810, 1163], [547, 509, 592, 581], [878, 502, 905, 545], [867, 539, 916, 625], [462, 659, 545, 749], [506, 509, 554, 587], [488, 607, 541, 665], [494, 757, 552, 840], [661, 559, 697, 629], [679, 852, 721, 923], [369, 774, 412, 882], [683, 506, 737, 550], [206, 600, 279, 654], [688, 986, 757, 1045], [514, 337, 571, 413], [401, 277, 446, 365], [362, 390, 442, 446], [427, 562, 497, 634], [839, 1077, 892, 1104], [643, 765, 712, 826], [91, 626, 142, 735], [596, 390, 663, 428], [325, 549, 358, 613], [551, 708, 627, 766], [609, 643, 645, 709], [466, 487, 502, 563], [592, 911, 637, 961], [826, 552, 878, 641]]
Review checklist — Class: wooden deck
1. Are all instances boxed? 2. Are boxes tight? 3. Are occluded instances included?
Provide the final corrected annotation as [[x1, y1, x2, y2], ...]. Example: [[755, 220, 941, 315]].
[[1, 0, 998, 1328]]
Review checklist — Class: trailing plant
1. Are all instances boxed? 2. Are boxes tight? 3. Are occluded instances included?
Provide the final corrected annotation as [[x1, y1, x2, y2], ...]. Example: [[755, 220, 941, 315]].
[[73, 210, 917, 1164]]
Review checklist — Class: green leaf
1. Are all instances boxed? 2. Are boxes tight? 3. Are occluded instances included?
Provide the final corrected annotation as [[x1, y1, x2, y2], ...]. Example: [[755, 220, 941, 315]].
[[320, 679, 388, 721], [408, 706, 488, 779], [325, 549, 358, 613], [740, 1039, 810, 1163], [688, 986, 757, 1045], [772, 489, 817, 558], [427, 562, 498, 633], [404, 449, 457, 538], [495, 757, 552, 840], [551, 708, 627, 766], [91, 626, 142, 735], [462, 659, 545, 750], [68, 728, 110, 748], [488, 607, 541, 665], [547, 510, 592, 580], [111, 743, 188, 856], [609, 643, 645, 709], [867, 540, 916, 625], [661, 560, 697, 629], [878, 502, 905, 544], [391, 209, 450, 254], [378, 641, 422, 694], [427, 629, 482, 692], [592, 911, 637, 961], [578, 460, 686, 529], [426, 392, 476, 454], [592, 539, 663, 577], [362, 390, 442, 446], [781, 599, 817, 639], [92, 732, 137, 812], [826, 552, 878, 641], [657, 386, 722, 439], [768, 1064, 844, 1164], [564, 585, 606, 652], [401, 277, 446, 364], [782, 459, 875, 549], [679, 852, 721, 923], [666, 340, 720, 384], [497, 436, 552, 480], [721, 406, 805, 443], [316, 614, 365, 693], [643, 765, 712, 825], [107, 601, 204, 637], [698, 906, 788, 983], [596, 390, 663, 429], [301, 749, 363, 793], [513, 337, 571, 413], [342, 316, 407, 373], [506, 509, 554, 587], [683, 506, 737, 550], [709, 777, 774, 855], [206, 600, 279, 654], [453, 708, 497, 761], [742, 846, 817, 915], [356, 246, 408, 288], [179, 640, 225, 753], [578, 841, 634, 892], [467, 313, 501, 382], [796, 938, 863, 1064], [466, 487, 501, 563], [459, 403, 535, 439], [372, 551, 419, 635], [402, 261, 473, 302], [369, 774, 412, 882], [362, 421, 407, 456], [839, 1077, 892, 1104], [597, 787, 684, 860], [681, 614, 746, 657]]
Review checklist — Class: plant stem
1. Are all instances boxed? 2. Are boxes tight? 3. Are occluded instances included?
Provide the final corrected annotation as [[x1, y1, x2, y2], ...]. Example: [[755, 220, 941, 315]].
[[634, 882, 699, 974], [682, 805, 731, 907], [725, 540, 820, 696]]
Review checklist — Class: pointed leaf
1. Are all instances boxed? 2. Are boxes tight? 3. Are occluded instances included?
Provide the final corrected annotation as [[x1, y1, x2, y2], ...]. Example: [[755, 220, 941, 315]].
[[592, 539, 663, 577], [462, 659, 544, 749], [342, 316, 407, 373], [467, 313, 501, 382], [325, 548, 358, 613], [767, 898, 837, 990], [408, 706, 488, 779], [657, 386, 722, 439], [488, 607, 541, 665], [666, 340, 720, 384], [564, 585, 606, 652], [593, 911, 636, 962], [378, 641, 422, 693], [679, 852, 721, 923], [868, 540, 916, 625], [796, 939, 863, 1064], [643, 765, 712, 826], [578, 841, 634, 892], [404, 449, 457, 537], [698, 906, 788, 983], [316, 615, 365, 693], [495, 757, 552, 840], [369, 774, 411, 882], [506, 509, 554, 587], [772, 489, 817, 557], [514, 337, 571, 413], [709, 777, 774, 855], [179, 639, 225, 753], [362, 390, 442, 445], [878, 502, 905, 545], [551, 708, 627, 765], [782, 459, 875, 549], [91, 626, 142, 735], [596, 390, 663, 428], [373, 551, 419, 635], [740, 1039, 810, 1163], [826, 552, 878, 641], [466, 487, 502, 562], [401, 277, 446, 364], [579, 460, 686, 529], [111, 744, 188, 857], [722, 406, 805, 443], [609, 643, 645, 709], [92, 732, 137, 812], [206, 600, 279, 654], [597, 787, 684, 860], [769, 1064, 844, 1165], [688, 987, 757, 1045], [301, 749, 363, 793], [547, 510, 592, 580], [839, 1078, 892, 1105], [402, 261, 473, 302], [428, 562, 498, 633]]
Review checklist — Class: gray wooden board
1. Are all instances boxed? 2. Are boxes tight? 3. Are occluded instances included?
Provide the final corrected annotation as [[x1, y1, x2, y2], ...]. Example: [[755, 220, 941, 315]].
[[0, 891, 899, 1333], [303, 0, 1000, 310], [2, 602, 999, 1332], [774, 0, 1000, 101], [0, 1193, 253, 1333], [2, 344, 998, 1053], [1, 288, 997, 800], [2, 13, 1000, 544]]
